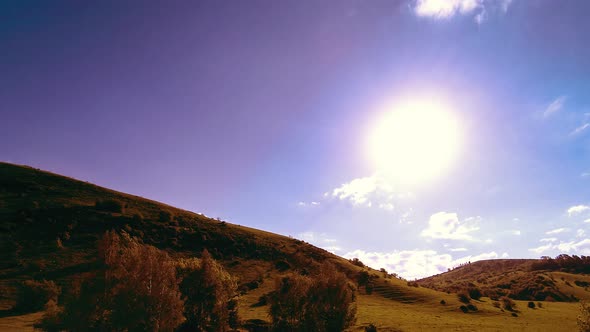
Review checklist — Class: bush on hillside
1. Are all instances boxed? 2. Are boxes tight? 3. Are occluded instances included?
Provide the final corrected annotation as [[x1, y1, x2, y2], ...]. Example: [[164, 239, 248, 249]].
[[468, 287, 482, 300], [500, 296, 516, 311], [457, 291, 471, 304], [269, 264, 356, 332], [14, 279, 60, 313], [350, 258, 365, 268], [177, 249, 239, 332], [579, 301, 590, 332], [94, 199, 123, 213], [365, 323, 378, 332]]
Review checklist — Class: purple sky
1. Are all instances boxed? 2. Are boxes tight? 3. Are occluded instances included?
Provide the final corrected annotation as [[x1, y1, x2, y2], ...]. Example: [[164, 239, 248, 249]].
[[2, 0, 590, 278]]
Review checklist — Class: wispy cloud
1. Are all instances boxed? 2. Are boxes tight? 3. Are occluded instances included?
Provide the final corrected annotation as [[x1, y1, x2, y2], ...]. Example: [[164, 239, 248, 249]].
[[530, 238, 590, 255], [545, 227, 569, 235], [543, 96, 567, 118], [567, 205, 590, 217], [296, 201, 320, 208], [540, 237, 558, 242], [421, 212, 480, 241], [412, 0, 513, 24], [582, 172, 590, 179], [570, 123, 590, 136], [449, 247, 468, 252]]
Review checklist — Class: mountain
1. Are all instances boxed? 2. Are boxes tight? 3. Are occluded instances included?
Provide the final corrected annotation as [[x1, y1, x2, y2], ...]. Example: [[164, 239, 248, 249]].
[[0, 162, 587, 331]]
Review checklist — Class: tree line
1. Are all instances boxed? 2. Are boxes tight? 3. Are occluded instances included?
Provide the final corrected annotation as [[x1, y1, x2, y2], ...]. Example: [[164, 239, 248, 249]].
[[30, 230, 356, 332]]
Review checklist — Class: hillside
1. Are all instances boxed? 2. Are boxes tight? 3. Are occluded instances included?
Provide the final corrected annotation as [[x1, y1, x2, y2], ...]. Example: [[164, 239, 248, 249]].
[[0, 162, 358, 298], [417, 259, 590, 302], [0, 162, 587, 331]]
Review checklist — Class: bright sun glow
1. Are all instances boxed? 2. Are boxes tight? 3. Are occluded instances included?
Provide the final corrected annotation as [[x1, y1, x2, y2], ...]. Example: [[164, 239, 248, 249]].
[[367, 99, 462, 185]]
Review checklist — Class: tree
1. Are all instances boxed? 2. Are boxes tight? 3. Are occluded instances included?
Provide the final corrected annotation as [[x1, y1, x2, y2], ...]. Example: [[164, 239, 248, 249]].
[[269, 274, 312, 331], [178, 249, 239, 332], [269, 263, 356, 332], [306, 264, 357, 332], [40, 231, 185, 332]]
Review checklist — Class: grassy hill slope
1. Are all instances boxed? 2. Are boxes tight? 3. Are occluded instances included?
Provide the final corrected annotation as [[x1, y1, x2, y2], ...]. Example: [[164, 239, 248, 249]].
[[0, 162, 585, 331], [417, 259, 590, 302]]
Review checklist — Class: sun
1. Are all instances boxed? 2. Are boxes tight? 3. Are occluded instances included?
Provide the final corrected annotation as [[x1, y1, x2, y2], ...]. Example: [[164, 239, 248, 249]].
[[367, 99, 462, 185]]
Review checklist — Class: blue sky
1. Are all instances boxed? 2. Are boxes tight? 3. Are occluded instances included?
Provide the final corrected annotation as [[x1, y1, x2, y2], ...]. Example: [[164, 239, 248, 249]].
[[2, 0, 590, 278]]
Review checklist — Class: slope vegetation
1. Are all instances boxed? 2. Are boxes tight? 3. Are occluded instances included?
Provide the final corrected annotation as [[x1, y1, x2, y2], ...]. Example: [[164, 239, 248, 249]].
[[417, 259, 590, 302]]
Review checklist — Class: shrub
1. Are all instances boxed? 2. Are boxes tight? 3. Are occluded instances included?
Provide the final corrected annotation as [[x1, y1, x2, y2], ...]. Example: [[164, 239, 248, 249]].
[[159, 211, 172, 222], [537, 302, 543, 308], [511, 313, 518, 317], [274, 260, 291, 272], [467, 304, 478, 312], [94, 199, 123, 213], [468, 287, 482, 300], [440, 300, 446, 305], [457, 291, 471, 304], [178, 249, 239, 332], [459, 305, 469, 313], [34, 300, 63, 332], [365, 323, 378, 332], [14, 279, 60, 313], [528, 301, 535, 309], [350, 258, 365, 268], [358, 271, 370, 288], [579, 301, 590, 332], [500, 296, 516, 311], [269, 264, 356, 332]]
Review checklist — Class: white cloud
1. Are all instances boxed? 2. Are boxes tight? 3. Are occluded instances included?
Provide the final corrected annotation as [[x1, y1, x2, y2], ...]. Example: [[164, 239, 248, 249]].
[[296, 201, 320, 208], [540, 237, 558, 242], [556, 239, 590, 253], [344, 249, 501, 279], [344, 249, 451, 280], [570, 123, 590, 136], [543, 96, 567, 118], [449, 247, 468, 252], [421, 212, 480, 240], [568, 205, 590, 216], [529, 244, 553, 254], [412, 0, 513, 23], [582, 172, 590, 179], [502, 252, 510, 258], [585, 219, 590, 223], [529, 239, 590, 255], [509, 230, 521, 236], [545, 227, 569, 235], [325, 174, 413, 211], [577, 229, 586, 238]]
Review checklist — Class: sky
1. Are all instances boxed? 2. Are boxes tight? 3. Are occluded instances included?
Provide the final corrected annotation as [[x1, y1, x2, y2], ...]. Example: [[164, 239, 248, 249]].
[[2, 0, 590, 279]]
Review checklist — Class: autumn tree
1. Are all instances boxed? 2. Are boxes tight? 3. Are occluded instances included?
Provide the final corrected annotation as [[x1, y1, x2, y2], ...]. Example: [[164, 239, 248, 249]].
[[178, 249, 239, 332], [39, 231, 185, 332], [269, 263, 356, 332]]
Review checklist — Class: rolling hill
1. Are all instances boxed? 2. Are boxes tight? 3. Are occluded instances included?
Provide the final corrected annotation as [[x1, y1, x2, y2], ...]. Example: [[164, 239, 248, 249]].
[[0, 162, 587, 331]]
